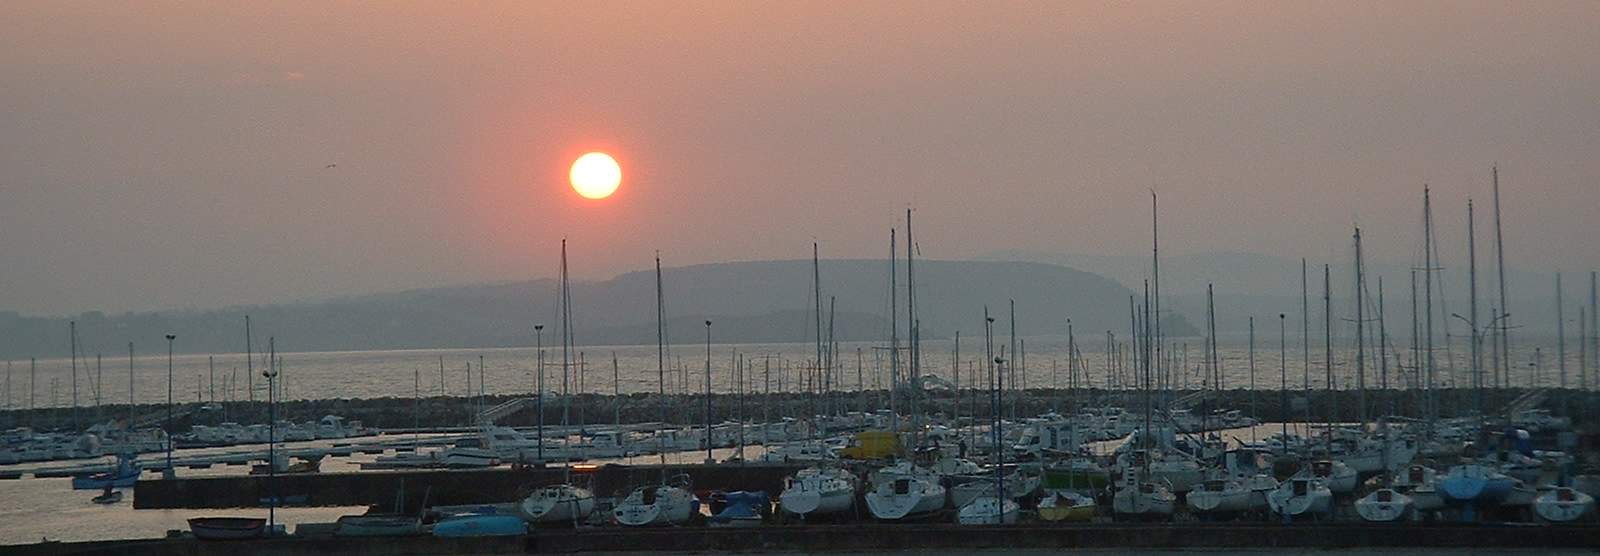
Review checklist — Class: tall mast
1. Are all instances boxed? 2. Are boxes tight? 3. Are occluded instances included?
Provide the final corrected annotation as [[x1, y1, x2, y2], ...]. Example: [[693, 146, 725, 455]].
[[889, 230, 898, 421], [1491, 166, 1511, 389], [1590, 271, 1598, 391], [1355, 226, 1367, 428], [1249, 316, 1257, 443], [1422, 188, 1436, 422], [70, 321, 78, 430], [812, 243, 823, 434], [1557, 274, 1567, 388], [906, 209, 921, 436], [1323, 264, 1333, 446], [1302, 258, 1311, 395], [1468, 200, 1481, 415], [1009, 300, 1018, 422], [1151, 192, 1163, 413]]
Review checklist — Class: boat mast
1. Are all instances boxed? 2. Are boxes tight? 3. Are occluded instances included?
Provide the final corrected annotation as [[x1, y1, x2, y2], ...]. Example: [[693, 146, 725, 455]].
[[1323, 263, 1333, 451], [1150, 192, 1163, 421], [811, 243, 823, 439], [907, 209, 920, 438], [1558, 274, 1567, 388], [1302, 258, 1312, 429], [1355, 226, 1367, 428], [1468, 200, 1483, 419], [888, 230, 899, 430], [1422, 188, 1437, 423], [655, 253, 667, 465], [1491, 166, 1511, 390]]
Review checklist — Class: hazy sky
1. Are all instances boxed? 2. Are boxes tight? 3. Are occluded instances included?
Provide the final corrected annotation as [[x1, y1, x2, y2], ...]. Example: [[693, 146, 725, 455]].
[[3, 2, 1598, 316]]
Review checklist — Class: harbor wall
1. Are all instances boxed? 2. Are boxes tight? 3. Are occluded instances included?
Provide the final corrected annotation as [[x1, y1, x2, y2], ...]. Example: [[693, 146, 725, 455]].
[[6, 524, 1599, 555]]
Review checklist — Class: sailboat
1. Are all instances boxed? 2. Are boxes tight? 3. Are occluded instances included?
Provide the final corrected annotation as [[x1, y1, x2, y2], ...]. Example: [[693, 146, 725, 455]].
[[1111, 465, 1176, 519], [1533, 486, 1596, 523], [865, 460, 946, 521], [1185, 476, 1253, 516], [522, 240, 597, 522], [613, 474, 700, 526], [1355, 488, 1414, 522], [1037, 489, 1097, 522], [1267, 476, 1333, 520], [1294, 459, 1358, 495], [955, 495, 1019, 525], [518, 483, 595, 525], [778, 466, 857, 518]]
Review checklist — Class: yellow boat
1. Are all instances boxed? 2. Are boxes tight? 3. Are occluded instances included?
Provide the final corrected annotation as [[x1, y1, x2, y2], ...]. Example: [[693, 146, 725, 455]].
[[1037, 491, 1097, 522]]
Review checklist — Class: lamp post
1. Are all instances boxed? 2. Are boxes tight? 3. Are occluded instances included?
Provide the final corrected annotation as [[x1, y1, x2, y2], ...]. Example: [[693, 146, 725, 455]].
[[263, 337, 279, 535], [164, 333, 175, 478], [704, 320, 713, 464], [535, 324, 544, 465]]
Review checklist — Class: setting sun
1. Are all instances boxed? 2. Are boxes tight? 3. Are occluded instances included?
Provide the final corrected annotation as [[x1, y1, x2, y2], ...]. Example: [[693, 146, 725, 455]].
[[569, 152, 621, 199]]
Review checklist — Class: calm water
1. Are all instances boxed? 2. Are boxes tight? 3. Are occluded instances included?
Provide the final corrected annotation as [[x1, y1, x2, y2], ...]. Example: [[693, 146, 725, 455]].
[[0, 335, 1586, 411]]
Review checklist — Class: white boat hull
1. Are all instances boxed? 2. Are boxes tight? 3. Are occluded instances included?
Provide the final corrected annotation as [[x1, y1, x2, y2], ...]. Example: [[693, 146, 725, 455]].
[[613, 486, 697, 527], [519, 485, 596, 524], [866, 478, 946, 521], [1534, 488, 1595, 523], [1355, 489, 1413, 522], [956, 496, 1018, 525]]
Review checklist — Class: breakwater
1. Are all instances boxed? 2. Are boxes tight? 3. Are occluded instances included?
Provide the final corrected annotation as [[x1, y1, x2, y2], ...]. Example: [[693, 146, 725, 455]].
[[6, 387, 1598, 433]]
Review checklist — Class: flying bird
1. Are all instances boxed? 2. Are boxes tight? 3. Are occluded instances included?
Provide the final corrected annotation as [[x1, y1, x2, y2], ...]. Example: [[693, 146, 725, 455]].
[[324, 163, 337, 169]]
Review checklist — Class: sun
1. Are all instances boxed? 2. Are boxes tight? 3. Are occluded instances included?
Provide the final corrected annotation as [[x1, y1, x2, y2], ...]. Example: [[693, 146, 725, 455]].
[[569, 152, 621, 199]]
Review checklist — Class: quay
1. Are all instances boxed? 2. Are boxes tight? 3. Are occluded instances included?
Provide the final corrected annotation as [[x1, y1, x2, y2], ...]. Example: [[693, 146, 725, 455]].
[[133, 463, 803, 510], [6, 523, 1599, 555]]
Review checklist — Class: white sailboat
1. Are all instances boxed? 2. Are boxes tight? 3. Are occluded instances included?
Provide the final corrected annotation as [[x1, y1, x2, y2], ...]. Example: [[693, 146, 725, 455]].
[[613, 477, 699, 527], [956, 495, 1018, 525], [1296, 459, 1357, 495], [1393, 464, 1445, 512], [518, 484, 595, 525], [1111, 467, 1176, 520], [1186, 477, 1253, 516], [778, 466, 856, 518], [1267, 477, 1333, 520], [865, 464, 946, 521], [949, 472, 1038, 509], [1354, 488, 1413, 522]]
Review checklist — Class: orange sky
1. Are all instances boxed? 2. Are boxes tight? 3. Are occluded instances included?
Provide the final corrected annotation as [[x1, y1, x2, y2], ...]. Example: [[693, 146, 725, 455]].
[[2, 2, 1598, 314]]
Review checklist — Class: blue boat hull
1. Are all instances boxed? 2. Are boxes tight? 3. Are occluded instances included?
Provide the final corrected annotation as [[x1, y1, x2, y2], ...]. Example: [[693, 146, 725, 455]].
[[432, 515, 526, 537], [1439, 475, 1512, 504]]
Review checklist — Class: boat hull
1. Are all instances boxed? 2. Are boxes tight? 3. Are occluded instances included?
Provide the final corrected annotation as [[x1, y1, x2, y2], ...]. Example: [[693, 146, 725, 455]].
[[188, 517, 266, 540]]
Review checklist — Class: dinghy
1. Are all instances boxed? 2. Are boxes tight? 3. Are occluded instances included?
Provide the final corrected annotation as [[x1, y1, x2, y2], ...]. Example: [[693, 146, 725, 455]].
[[334, 515, 423, 537], [432, 513, 526, 537], [71, 455, 140, 490], [91, 489, 123, 505], [188, 517, 266, 540]]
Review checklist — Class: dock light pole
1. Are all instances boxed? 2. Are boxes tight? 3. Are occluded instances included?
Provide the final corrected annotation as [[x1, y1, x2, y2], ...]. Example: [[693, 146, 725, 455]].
[[535, 324, 544, 465], [264, 337, 279, 536], [164, 333, 175, 478], [705, 320, 713, 465]]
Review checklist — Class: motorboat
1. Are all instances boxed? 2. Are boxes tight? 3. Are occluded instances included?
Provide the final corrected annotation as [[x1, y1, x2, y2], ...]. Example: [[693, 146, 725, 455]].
[[71, 455, 140, 490], [779, 467, 856, 518]]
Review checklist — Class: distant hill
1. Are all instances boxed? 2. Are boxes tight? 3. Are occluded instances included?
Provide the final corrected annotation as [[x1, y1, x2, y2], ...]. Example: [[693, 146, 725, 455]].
[[0, 259, 1200, 358]]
